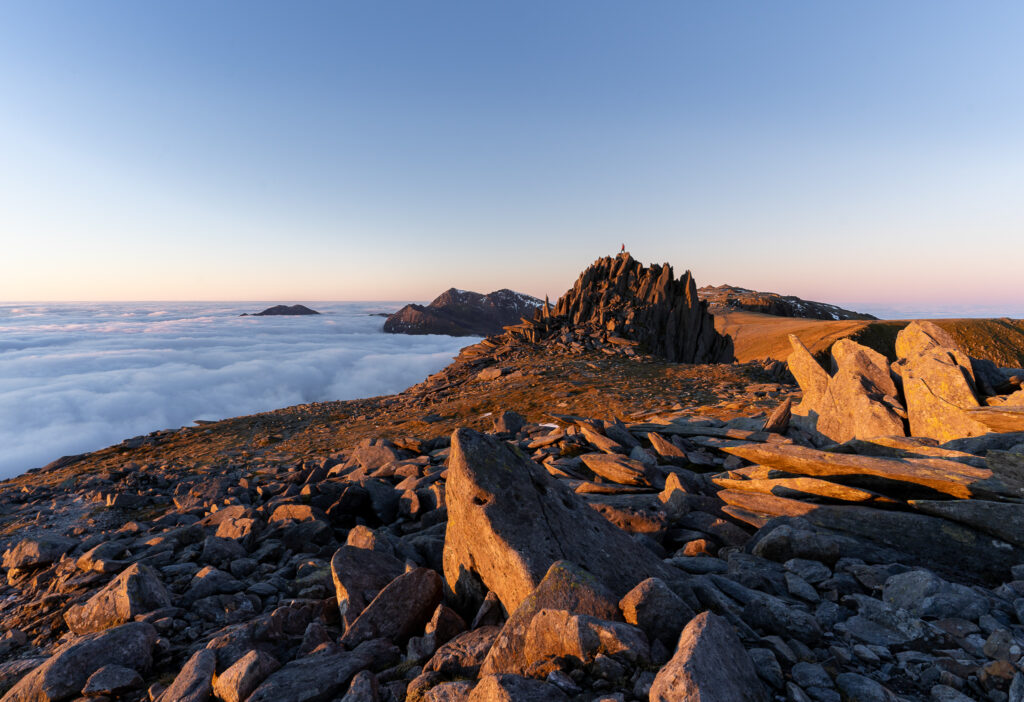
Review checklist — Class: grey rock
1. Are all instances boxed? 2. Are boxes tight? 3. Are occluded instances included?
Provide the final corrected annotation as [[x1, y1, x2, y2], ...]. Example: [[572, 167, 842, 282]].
[[211, 650, 280, 702], [883, 569, 990, 621], [467, 674, 568, 702], [748, 647, 784, 690], [339, 670, 378, 702], [80, 665, 143, 696], [424, 626, 500, 677], [1, 536, 74, 571], [247, 639, 400, 702], [618, 577, 695, 646], [341, 568, 443, 647], [482, 561, 620, 676], [330, 545, 405, 627], [649, 611, 768, 702], [155, 649, 216, 702], [64, 563, 172, 634], [443, 428, 685, 614], [2, 622, 156, 702]]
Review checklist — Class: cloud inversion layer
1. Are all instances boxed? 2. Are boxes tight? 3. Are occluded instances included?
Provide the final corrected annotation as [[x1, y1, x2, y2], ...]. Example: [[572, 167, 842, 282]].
[[0, 302, 475, 478]]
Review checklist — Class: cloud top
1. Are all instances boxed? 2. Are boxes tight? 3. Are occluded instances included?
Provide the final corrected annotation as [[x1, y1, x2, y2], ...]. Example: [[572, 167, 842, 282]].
[[0, 302, 475, 478]]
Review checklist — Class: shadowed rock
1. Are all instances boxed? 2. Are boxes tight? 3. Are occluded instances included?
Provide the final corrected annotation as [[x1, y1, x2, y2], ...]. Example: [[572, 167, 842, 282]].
[[650, 611, 768, 702], [1, 622, 156, 702]]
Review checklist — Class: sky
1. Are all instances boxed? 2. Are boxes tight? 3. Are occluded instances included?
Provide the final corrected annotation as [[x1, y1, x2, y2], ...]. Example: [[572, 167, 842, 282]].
[[1, 2, 1022, 312]]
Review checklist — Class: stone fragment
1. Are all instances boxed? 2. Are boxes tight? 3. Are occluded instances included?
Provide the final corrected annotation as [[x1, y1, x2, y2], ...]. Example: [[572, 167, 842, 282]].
[[481, 561, 621, 676], [2, 622, 156, 702], [80, 665, 143, 697], [65, 563, 172, 634], [330, 546, 405, 627], [894, 321, 988, 441], [424, 626, 501, 677], [444, 429, 684, 614], [618, 577, 695, 646], [247, 639, 400, 702], [523, 609, 650, 668], [468, 674, 568, 702], [341, 568, 443, 647], [883, 569, 989, 620], [722, 442, 1018, 501], [2, 536, 74, 571], [155, 649, 216, 702], [211, 650, 280, 702], [835, 673, 901, 701], [649, 612, 768, 702], [339, 671, 378, 702], [579, 453, 650, 486]]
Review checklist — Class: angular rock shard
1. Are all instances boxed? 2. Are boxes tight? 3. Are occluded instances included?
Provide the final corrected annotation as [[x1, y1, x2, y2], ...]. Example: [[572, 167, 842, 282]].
[[650, 611, 768, 702], [64, 563, 172, 635], [443, 428, 687, 614]]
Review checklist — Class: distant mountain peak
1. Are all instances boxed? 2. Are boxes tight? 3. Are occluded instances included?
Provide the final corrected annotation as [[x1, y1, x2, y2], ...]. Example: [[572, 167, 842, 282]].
[[384, 288, 542, 336], [241, 304, 320, 317], [698, 284, 875, 321]]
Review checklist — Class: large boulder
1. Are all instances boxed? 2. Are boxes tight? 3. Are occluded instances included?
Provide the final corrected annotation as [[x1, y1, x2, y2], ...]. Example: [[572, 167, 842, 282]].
[[443, 429, 687, 614], [649, 611, 768, 702], [894, 321, 989, 441], [64, 563, 172, 634], [787, 336, 906, 443], [1, 622, 156, 702]]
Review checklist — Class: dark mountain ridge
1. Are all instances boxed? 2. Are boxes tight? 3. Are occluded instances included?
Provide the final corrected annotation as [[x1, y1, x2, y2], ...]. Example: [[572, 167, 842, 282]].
[[383, 288, 541, 336]]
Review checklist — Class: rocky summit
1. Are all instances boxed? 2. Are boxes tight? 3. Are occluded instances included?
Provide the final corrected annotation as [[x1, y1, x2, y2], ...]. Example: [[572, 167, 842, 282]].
[[471, 253, 734, 364], [3, 256, 1024, 702], [383, 289, 541, 337]]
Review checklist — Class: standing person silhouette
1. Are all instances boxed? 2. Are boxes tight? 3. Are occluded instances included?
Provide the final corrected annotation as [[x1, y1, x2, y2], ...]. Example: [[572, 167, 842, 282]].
[[620, 243, 625, 253]]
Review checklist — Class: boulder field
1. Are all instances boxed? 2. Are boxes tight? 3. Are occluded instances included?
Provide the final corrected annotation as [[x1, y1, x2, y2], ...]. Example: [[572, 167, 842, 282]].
[[1, 257, 1024, 701]]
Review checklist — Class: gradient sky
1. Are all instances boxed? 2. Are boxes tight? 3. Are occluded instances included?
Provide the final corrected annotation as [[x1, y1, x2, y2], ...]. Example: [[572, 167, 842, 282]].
[[1, 2, 1022, 312]]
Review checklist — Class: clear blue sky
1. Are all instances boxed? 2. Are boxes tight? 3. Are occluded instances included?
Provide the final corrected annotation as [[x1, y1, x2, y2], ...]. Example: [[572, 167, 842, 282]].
[[1, 2, 1022, 312]]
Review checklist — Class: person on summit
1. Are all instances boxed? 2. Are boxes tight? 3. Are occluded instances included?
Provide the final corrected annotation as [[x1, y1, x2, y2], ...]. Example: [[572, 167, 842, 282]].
[[620, 243, 626, 253]]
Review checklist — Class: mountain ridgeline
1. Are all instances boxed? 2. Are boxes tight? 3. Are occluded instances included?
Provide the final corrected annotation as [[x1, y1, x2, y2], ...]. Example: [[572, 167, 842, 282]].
[[383, 288, 541, 337], [698, 284, 876, 321]]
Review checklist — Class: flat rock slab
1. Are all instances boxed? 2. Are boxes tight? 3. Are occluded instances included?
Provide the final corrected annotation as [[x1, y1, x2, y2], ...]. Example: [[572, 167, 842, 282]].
[[966, 406, 1024, 433], [712, 476, 897, 505], [722, 442, 1021, 500], [732, 493, 1024, 584], [910, 499, 1024, 549], [578, 453, 650, 485], [443, 428, 686, 614]]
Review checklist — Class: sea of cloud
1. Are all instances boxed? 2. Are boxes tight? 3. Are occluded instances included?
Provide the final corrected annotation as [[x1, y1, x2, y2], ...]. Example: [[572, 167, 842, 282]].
[[0, 302, 477, 479]]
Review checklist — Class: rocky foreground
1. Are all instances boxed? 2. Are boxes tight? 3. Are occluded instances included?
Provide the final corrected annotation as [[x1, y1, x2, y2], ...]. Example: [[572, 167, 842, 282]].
[[2, 256, 1024, 702]]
